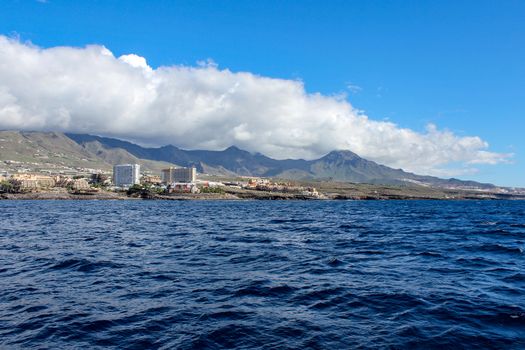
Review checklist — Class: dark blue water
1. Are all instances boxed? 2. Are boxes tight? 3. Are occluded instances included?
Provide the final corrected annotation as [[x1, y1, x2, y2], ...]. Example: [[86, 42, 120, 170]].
[[0, 200, 524, 349]]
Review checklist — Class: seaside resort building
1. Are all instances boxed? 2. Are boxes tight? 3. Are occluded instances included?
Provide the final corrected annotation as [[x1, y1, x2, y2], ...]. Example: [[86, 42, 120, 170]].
[[161, 167, 196, 184], [113, 164, 141, 187]]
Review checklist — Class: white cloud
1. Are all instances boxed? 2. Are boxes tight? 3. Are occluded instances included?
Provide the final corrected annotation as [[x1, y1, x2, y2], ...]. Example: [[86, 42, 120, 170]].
[[118, 54, 152, 73], [0, 36, 512, 176], [345, 82, 362, 94]]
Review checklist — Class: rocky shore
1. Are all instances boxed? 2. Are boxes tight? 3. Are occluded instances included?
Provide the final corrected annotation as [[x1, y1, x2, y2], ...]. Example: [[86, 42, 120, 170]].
[[2, 184, 525, 201], [0, 191, 129, 200]]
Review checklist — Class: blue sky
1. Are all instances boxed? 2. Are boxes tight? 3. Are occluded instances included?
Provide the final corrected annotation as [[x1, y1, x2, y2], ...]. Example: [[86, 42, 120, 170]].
[[0, 0, 524, 186]]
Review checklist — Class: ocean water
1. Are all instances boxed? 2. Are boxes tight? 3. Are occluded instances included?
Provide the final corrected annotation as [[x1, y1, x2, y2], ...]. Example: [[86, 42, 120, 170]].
[[0, 200, 524, 349]]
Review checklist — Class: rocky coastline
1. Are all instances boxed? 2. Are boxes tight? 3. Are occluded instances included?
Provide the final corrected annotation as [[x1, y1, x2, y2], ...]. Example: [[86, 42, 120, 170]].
[[2, 185, 525, 201]]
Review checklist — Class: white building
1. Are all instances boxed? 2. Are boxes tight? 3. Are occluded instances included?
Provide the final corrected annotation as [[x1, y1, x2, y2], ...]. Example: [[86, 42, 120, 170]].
[[113, 164, 140, 187], [161, 167, 196, 183]]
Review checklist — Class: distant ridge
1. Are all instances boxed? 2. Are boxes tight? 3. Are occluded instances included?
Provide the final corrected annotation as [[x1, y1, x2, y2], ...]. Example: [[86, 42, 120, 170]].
[[65, 132, 495, 189]]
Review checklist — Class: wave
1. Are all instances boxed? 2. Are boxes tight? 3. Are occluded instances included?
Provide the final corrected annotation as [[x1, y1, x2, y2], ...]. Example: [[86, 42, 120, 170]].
[[48, 258, 125, 273], [2, 200, 525, 349]]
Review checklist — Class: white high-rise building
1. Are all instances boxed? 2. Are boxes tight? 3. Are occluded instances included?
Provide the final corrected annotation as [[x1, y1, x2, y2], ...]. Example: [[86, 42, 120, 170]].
[[113, 164, 140, 187]]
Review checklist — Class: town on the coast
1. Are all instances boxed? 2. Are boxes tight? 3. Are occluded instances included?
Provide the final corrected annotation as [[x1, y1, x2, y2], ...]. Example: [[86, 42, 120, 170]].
[[0, 163, 323, 200], [2, 131, 524, 200], [2, 160, 524, 200]]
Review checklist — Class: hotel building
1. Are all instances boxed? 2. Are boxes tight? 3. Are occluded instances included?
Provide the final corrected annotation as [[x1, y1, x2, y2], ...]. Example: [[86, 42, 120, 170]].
[[161, 167, 196, 183], [113, 164, 140, 187]]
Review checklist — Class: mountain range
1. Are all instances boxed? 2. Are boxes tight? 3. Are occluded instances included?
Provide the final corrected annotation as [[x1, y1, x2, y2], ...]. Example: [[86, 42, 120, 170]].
[[0, 130, 495, 189], [65, 133, 494, 189]]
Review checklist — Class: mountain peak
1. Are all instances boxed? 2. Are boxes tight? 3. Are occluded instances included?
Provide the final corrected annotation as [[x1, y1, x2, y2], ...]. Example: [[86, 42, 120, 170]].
[[322, 149, 361, 160], [160, 144, 181, 151], [223, 145, 246, 153]]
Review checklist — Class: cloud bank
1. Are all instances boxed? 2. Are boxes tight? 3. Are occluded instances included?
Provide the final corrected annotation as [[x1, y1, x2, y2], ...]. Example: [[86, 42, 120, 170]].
[[0, 36, 510, 176]]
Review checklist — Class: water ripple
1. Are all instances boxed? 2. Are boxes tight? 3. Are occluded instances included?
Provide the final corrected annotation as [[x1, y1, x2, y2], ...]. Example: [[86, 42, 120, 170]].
[[0, 200, 524, 349]]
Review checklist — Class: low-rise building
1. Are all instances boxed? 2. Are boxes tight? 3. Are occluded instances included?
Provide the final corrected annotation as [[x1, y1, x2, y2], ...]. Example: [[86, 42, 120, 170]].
[[113, 164, 140, 187], [141, 175, 162, 185], [71, 178, 91, 191], [168, 182, 200, 194], [9, 174, 56, 191]]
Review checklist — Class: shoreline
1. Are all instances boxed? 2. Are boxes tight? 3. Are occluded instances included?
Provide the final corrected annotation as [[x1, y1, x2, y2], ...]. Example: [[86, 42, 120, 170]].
[[2, 189, 525, 201]]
